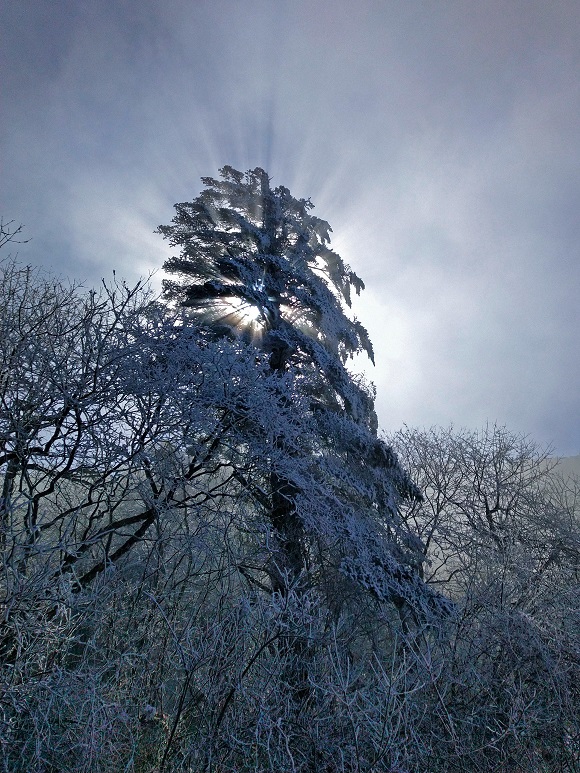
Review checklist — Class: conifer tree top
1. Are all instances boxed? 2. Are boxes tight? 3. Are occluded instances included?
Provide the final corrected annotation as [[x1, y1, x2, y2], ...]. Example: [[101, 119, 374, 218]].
[[157, 166, 374, 367]]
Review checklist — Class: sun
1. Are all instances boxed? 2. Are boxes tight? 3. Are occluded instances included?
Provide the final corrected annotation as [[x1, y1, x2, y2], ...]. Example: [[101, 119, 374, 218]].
[[237, 299, 263, 325], [212, 296, 264, 332]]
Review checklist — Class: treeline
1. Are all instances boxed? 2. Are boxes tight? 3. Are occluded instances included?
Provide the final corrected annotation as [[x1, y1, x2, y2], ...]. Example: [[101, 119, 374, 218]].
[[0, 172, 578, 773]]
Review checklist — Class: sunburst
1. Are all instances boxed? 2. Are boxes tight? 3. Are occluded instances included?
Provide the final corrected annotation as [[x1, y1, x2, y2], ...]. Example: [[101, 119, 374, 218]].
[[210, 295, 265, 337]]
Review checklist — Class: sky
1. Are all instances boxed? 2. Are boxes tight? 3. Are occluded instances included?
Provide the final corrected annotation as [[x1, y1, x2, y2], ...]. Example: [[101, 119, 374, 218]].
[[2, 0, 580, 456]]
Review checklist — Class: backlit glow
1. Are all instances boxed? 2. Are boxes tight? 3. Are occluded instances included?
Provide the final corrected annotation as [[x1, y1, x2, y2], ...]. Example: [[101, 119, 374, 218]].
[[216, 296, 264, 332]]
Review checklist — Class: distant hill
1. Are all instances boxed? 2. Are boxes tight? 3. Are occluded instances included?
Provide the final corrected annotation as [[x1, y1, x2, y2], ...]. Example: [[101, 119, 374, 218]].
[[554, 454, 580, 479]]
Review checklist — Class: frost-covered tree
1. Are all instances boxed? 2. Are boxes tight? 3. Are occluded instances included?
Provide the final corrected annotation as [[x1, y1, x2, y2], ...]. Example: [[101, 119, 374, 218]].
[[158, 165, 375, 427], [7, 214, 579, 770], [157, 167, 434, 616], [389, 425, 580, 770], [0, 244, 434, 771]]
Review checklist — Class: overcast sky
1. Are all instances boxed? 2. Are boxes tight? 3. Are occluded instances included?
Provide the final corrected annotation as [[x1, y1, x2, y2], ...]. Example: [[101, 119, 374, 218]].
[[2, 0, 579, 455]]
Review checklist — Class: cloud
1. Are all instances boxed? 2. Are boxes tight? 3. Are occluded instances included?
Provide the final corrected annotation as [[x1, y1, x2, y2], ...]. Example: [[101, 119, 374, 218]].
[[2, 0, 579, 453]]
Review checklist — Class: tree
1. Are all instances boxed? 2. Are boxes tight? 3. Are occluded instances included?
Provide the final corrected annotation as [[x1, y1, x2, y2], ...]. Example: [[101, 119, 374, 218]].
[[0, 208, 433, 770], [0, 253, 331, 769], [157, 166, 433, 616], [158, 166, 373, 410], [0, 261, 172, 657], [388, 425, 580, 592], [4, 207, 578, 769], [388, 424, 580, 771], [0, 218, 29, 251]]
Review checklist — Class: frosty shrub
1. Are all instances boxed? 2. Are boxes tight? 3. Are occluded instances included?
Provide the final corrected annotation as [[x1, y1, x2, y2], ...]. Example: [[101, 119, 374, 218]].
[[1, 183, 578, 772]]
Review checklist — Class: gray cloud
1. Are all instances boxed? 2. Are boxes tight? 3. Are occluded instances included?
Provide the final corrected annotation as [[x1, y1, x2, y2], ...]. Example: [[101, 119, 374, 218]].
[[2, 0, 579, 453]]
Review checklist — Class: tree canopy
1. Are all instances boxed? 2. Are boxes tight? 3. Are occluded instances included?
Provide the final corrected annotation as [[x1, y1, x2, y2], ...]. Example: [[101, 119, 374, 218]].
[[158, 165, 376, 429]]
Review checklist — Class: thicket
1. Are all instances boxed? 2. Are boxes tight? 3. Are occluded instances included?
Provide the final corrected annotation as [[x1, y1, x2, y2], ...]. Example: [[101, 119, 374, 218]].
[[0, 174, 578, 773]]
